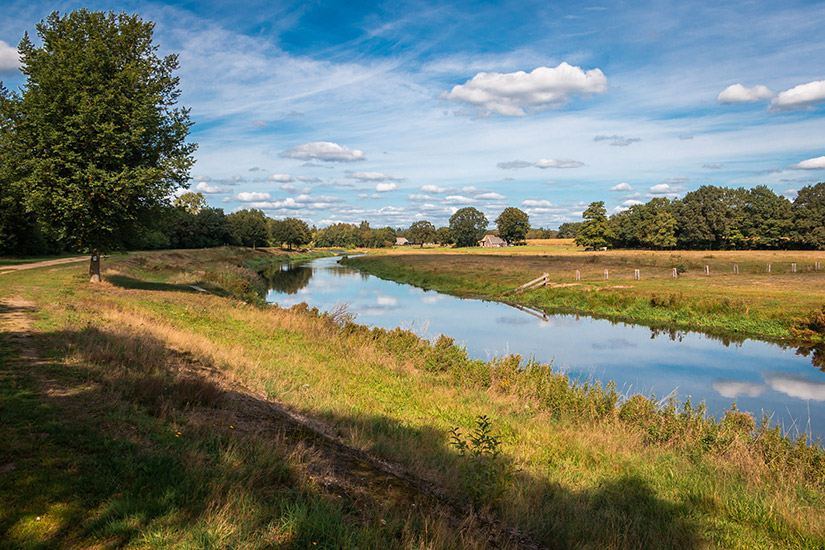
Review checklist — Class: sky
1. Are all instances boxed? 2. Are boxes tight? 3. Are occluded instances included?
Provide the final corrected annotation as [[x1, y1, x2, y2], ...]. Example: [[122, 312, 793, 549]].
[[1, 0, 824, 229]]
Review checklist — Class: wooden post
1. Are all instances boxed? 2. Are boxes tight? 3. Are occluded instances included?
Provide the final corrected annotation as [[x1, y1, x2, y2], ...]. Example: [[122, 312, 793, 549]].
[[575, 270, 580, 281], [634, 269, 640, 280], [816, 262, 821, 271], [733, 264, 739, 274], [704, 265, 710, 276], [767, 264, 771, 273], [604, 269, 609, 280], [792, 263, 797, 273], [672, 267, 678, 278]]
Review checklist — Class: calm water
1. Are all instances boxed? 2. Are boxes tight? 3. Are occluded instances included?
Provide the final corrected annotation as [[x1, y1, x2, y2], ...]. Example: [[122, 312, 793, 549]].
[[265, 255, 825, 439]]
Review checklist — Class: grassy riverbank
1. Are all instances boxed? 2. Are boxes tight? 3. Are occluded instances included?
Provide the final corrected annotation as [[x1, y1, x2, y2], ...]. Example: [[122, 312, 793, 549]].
[[341, 241, 825, 343], [1, 247, 824, 548]]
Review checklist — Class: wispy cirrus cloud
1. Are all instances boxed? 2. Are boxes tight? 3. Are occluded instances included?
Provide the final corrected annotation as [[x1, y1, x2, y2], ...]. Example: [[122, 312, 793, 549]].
[[594, 135, 641, 146]]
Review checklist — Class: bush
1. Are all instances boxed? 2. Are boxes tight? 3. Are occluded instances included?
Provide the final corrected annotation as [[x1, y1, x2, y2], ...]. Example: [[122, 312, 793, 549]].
[[449, 415, 516, 508]]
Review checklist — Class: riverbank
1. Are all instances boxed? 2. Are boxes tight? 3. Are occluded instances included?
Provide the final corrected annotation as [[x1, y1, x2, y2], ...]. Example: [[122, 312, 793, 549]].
[[1, 247, 824, 548], [340, 242, 825, 344]]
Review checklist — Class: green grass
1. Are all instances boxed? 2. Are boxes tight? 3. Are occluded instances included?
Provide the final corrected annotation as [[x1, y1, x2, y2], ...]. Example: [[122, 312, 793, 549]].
[[1, 247, 824, 548]]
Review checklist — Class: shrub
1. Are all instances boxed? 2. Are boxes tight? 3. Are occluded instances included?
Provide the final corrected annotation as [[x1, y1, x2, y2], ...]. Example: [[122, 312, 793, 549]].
[[449, 415, 516, 507]]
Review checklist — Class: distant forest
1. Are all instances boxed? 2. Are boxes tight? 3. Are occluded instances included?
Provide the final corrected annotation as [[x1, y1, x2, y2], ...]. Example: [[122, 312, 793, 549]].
[[2, 182, 825, 256]]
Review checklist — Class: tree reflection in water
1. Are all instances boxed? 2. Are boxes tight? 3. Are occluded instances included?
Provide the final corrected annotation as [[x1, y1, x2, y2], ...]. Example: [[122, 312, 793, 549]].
[[262, 264, 313, 295]]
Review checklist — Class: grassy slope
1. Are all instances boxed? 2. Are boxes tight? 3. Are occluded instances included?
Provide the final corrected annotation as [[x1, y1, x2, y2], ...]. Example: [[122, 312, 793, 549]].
[[341, 240, 825, 343], [0, 247, 823, 549]]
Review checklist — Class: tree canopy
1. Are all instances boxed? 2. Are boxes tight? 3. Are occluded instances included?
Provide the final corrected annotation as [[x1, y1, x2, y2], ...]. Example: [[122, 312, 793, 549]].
[[449, 207, 488, 247], [495, 207, 530, 245], [575, 202, 613, 248], [269, 217, 312, 249], [1, 10, 196, 280], [408, 220, 436, 247]]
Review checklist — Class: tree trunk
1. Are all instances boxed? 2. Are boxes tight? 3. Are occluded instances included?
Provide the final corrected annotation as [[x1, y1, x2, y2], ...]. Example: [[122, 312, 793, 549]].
[[89, 250, 101, 283]]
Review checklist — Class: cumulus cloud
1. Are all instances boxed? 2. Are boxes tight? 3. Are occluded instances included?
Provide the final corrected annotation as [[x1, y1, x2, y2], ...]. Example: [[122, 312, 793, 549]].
[[280, 183, 310, 194], [421, 184, 448, 193], [0, 41, 20, 73], [648, 181, 687, 196], [347, 171, 402, 182], [280, 141, 366, 162], [195, 181, 227, 194], [477, 192, 506, 200], [234, 191, 272, 202], [497, 160, 533, 170], [621, 199, 644, 207], [716, 83, 774, 104], [296, 176, 322, 183], [610, 182, 632, 192], [788, 156, 825, 170], [770, 80, 825, 111], [521, 199, 554, 208], [441, 62, 607, 116], [268, 173, 293, 182], [443, 195, 476, 205], [594, 135, 641, 146], [375, 182, 398, 192], [407, 194, 436, 202], [535, 158, 584, 169]]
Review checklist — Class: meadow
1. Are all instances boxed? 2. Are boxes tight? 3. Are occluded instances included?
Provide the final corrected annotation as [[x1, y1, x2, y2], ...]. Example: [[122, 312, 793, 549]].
[[1, 247, 824, 549]]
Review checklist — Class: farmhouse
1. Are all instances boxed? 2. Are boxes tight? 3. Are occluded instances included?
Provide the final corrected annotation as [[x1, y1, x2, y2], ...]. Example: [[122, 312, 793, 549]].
[[395, 237, 410, 246], [479, 234, 507, 248]]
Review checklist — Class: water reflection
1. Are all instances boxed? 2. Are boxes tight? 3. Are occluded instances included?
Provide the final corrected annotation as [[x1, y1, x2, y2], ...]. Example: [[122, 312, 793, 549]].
[[266, 256, 825, 439]]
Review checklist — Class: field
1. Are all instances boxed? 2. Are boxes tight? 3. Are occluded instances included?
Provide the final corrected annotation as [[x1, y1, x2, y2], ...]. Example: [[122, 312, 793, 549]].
[[342, 240, 825, 344], [1, 247, 824, 549]]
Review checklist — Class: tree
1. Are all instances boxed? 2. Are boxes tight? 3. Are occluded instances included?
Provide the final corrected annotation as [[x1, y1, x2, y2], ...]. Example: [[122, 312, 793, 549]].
[[449, 207, 488, 247], [435, 226, 453, 245], [174, 191, 208, 214], [793, 182, 825, 249], [575, 201, 614, 248], [637, 198, 677, 249], [4, 10, 196, 281], [556, 222, 582, 239], [495, 207, 529, 245], [269, 217, 311, 249], [408, 220, 436, 247], [227, 209, 268, 248]]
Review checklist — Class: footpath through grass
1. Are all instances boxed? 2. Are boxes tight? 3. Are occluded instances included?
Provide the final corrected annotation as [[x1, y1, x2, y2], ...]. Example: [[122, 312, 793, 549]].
[[341, 241, 825, 344], [1, 247, 824, 548]]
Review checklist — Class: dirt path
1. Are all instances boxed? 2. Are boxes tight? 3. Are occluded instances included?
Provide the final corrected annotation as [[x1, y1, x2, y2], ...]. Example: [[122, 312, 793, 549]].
[[0, 256, 87, 274]]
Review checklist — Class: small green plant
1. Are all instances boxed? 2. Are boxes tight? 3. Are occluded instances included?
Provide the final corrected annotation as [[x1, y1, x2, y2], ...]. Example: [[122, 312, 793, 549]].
[[449, 415, 516, 507]]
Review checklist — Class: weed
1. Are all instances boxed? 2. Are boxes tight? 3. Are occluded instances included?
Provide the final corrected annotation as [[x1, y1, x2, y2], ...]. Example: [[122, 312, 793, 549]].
[[449, 415, 517, 508]]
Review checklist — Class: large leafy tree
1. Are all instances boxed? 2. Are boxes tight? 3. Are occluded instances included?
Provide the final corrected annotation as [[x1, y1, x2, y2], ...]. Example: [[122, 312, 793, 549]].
[[495, 207, 529, 245], [3, 10, 195, 281], [269, 217, 311, 249], [449, 207, 488, 247], [408, 220, 436, 247], [793, 182, 825, 249], [575, 201, 614, 248], [227, 208, 268, 248]]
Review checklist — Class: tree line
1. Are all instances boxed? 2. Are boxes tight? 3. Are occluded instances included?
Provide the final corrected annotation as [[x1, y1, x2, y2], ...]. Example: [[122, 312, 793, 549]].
[[571, 183, 825, 250]]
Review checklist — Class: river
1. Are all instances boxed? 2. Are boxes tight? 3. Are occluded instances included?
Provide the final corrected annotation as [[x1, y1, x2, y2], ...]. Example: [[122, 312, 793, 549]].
[[265, 255, 825, 440]]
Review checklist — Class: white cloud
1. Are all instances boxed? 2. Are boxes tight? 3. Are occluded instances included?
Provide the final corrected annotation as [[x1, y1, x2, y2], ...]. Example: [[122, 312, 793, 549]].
[[621, 199, 644, 207], [443, 195, 475, 205], [0, 41, 20, 73], [441, 62, 607, 116], [234, 191, 272, 202], [421, 184, 448, 193], [703, 163, 724, 169], [476, 192, 506, 200], [788, 156, 825, 170], [521, 199, 554, 208], [648, 183, 685, 195], [770, 80, 825, 111], [535, 158, 584, 169], [348, 171, 401, 182], [280, 141, 366, 162], [280, 183, 310, 194], [716, 83, 774, 104], [407, 194, 435, 201], [195, 181, 226, 194], [610, 182, 632, 192], [268, 173, 293, 182], [375, 182, 398, 192]]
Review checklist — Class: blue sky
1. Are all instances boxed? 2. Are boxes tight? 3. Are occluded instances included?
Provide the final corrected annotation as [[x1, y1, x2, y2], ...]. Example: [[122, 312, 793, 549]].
[[1, 0, 824, 229]]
